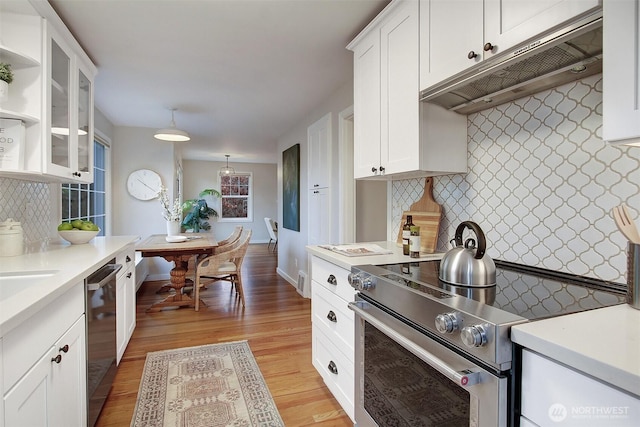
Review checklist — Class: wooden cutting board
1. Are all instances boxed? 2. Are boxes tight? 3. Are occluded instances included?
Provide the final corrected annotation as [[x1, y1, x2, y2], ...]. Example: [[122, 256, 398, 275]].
[[396, 177, 442, 254]]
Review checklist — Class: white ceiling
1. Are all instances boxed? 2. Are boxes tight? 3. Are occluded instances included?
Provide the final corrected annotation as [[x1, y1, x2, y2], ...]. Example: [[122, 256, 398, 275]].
[[49, 0, 390, 163]]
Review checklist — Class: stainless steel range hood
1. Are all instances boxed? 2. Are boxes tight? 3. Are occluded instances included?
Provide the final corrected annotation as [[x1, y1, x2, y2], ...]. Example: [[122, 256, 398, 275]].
[[420, 14, 603, 115]]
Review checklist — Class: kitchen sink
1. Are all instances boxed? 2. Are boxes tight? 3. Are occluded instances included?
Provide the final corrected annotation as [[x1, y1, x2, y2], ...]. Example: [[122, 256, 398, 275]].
[[0, 270, 59, 301]]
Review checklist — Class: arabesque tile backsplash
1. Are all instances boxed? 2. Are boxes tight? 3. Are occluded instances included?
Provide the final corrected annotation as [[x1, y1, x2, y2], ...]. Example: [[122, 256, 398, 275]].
[[0, 178, 56, 252], [392, 75, 639, 284]]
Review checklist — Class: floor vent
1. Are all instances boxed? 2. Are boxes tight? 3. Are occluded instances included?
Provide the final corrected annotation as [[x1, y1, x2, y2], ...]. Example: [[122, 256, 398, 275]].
[[297, 270, 309, 298]]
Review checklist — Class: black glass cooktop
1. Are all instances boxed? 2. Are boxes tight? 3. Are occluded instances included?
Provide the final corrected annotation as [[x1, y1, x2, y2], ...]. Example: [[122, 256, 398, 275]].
[[378, 260, 626, 321]]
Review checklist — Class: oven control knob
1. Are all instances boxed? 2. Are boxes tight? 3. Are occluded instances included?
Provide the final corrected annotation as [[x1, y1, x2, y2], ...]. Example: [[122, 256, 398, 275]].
[[461, 325, 488, 348], [347, 273, 374, 291], [347, 273, 361, 289], [435, 312, 461, 334]]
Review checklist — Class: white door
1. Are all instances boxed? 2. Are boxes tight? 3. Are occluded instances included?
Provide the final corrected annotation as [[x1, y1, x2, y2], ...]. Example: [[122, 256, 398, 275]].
[[352, 29, 382, 178], [308, 113, 332, 189], [309, 188, 331, 245], [380, 0, 420, 176]]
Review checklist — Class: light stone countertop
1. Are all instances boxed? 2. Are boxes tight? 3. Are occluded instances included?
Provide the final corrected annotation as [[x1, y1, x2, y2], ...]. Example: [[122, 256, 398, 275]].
[[0, 235, 139, 336], [511, 304, 640, 397], [306, 241, 444, 270]]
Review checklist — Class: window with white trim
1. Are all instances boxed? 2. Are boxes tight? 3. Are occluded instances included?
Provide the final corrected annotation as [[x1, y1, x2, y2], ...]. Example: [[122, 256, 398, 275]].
[[219, 173, 252, 222], [61, 138, 108, 234]]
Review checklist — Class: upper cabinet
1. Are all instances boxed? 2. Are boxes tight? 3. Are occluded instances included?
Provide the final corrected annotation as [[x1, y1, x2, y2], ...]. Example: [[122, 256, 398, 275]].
[[602, 0, 640, 146], [420, 0, 601, 91], [45, 25, 94, 183], [0, 1, 96, 183], [348, 0, 467, 180]]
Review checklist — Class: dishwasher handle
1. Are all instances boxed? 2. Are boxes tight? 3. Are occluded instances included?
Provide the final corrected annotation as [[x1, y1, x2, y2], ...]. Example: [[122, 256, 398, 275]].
[[86, 264, 122, 291]]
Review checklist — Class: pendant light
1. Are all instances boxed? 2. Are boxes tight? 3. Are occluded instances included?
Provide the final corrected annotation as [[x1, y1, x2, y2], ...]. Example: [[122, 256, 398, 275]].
[[219, 154, 235, 175], [154, 108, 190, 142]]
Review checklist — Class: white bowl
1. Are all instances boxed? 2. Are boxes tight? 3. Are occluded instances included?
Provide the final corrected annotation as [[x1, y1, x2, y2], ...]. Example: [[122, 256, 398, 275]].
[[58, 229, 100, 245]]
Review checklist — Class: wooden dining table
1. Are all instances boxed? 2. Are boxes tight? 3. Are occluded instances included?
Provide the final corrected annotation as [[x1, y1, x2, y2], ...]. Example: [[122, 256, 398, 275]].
[[136, 234, 218, 312]]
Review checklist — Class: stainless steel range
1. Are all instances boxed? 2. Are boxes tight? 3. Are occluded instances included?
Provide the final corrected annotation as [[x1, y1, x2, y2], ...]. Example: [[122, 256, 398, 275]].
[[348, 259, 625, 427]]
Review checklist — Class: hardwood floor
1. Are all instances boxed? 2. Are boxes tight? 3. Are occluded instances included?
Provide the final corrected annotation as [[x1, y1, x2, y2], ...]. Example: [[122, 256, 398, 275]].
[[96, 244, 352, 426]]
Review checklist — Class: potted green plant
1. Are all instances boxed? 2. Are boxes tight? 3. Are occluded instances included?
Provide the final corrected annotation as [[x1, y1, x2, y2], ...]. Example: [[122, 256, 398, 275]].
[[0, 62, 13, 101], [181, 188, 221, 232]]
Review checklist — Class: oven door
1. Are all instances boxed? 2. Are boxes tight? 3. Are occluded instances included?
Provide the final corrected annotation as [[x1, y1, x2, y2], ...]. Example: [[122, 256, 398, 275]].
[[349, 299, 508, 427]]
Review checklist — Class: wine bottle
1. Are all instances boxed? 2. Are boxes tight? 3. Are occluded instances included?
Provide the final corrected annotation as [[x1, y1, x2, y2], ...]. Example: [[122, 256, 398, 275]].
[[402, 215, 413, 255], [410, 225, 421, 258]]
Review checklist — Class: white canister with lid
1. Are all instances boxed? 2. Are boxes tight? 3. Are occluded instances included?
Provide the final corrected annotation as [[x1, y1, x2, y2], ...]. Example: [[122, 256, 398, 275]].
[[0, 218, 24, 256]]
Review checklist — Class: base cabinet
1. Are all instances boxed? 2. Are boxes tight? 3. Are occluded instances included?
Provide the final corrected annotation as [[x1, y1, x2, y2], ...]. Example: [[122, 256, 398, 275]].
[[2, 283, 86, 427], [4, 317, 86, 427], [520, 349, 640, 427], [116, 244, 136, 364], [310, 256, 356, 422]]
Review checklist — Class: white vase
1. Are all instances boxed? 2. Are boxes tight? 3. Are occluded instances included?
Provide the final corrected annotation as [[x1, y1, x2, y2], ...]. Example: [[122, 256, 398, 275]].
[[166, 221, 181, 236]]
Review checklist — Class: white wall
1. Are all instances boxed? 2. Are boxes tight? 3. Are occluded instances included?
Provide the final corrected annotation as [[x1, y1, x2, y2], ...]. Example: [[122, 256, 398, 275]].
[[182, 159, 277, 243], [112, 126, 177, 279], [276, 79, 355, 286]]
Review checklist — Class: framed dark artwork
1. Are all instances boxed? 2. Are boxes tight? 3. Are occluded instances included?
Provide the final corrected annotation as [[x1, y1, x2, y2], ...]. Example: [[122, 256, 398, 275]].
[[282, 143, 300, 231]]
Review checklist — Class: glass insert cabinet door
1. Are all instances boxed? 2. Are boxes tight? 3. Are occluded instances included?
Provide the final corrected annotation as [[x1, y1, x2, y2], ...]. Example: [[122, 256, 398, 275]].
[[50, 38, 70, 169], [47, 24, 95, 183]]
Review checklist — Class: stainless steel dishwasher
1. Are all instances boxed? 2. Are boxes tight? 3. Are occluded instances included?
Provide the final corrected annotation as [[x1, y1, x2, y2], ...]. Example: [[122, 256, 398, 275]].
[[86, 260, 121, 427]]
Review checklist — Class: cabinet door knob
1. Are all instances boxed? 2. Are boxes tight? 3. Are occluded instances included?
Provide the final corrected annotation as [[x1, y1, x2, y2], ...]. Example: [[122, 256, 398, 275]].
[[483, 42, 494, 52], [59, 344, 69, 353], [327, 274, 337, 285], [326, 310, 337, 322], [127, 272, 132, 279], [379, 166, 385, 173], [126, 255, 132, 262], [467, 50, 478, 59], [51, 354, 62, 364], [328, 360, 338, 375], [371, 167, 377, 173]]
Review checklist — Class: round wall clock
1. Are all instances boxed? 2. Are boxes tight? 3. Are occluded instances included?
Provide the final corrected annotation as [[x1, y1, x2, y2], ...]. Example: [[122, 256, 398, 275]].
[[127, 169, 163, 201]]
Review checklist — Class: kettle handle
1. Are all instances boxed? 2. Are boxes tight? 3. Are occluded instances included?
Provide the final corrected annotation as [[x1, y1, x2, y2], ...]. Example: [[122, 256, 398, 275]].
[[454, 221, 486, 259]]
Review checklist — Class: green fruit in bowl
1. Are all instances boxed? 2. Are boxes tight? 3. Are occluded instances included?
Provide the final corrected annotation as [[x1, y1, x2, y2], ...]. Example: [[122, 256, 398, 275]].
[[89, 224, 100, 231], [71, 219, 84, 229], [80, 222, 95, 231], [58, 222, 73, 231]]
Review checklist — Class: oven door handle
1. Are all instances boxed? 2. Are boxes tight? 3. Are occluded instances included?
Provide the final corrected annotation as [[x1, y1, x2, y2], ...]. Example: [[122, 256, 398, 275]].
[[349, 301, 482, 387]]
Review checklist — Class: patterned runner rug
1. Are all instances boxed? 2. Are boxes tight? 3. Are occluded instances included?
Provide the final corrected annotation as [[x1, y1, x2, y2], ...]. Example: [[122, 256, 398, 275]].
[[131, 340, 285, 427]]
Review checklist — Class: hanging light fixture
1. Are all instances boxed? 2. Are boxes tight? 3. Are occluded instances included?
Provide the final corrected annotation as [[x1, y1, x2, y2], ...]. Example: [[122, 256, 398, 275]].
[[219, 154, 236, 175], [154, 108, 190, 142]]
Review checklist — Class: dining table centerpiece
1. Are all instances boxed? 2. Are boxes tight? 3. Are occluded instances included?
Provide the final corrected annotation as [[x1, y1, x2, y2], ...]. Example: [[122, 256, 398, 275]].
[[159, 186, 182, 235]]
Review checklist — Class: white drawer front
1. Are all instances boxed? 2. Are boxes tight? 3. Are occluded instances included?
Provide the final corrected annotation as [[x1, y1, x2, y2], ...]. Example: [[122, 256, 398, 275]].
[[311, 256, 355, 302], [312, 326, 355, 422], [116, 244, 135, 279], [312, 283, 354, 356]]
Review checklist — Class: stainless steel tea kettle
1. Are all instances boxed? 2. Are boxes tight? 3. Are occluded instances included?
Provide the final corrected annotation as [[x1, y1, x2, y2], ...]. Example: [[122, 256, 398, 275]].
[[439, 221, 496, 287]]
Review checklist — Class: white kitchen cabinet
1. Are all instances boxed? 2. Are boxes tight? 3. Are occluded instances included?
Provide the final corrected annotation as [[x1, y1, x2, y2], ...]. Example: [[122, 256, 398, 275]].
[[307, 113, 332, 190], [349, 0, 467, 180], [0, 0, 96, 183], [116, 244, 136, 364], [520, 349, 640, 427], [602, 0, 640, 145], [420, 0, 601, 91], [308, 187, 331, 245], [310, 255, 356, 422], [2, 282, 86, 427]]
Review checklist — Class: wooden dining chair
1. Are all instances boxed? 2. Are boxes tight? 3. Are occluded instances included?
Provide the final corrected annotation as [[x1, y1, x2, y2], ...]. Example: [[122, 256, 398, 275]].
[[194, 229, 252, 311], [186, 226, 243, 282]]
